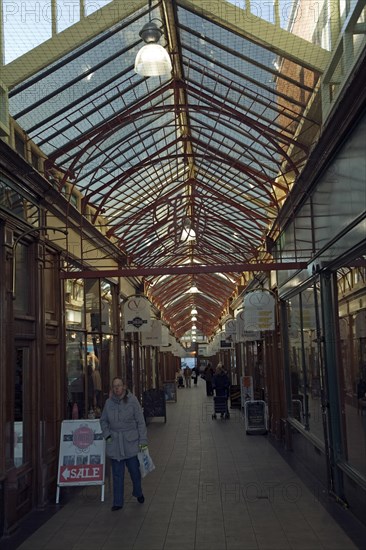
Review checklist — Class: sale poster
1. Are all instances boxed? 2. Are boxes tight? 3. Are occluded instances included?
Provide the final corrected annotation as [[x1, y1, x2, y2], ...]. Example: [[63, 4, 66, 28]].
[[57, 420, 105, 490]]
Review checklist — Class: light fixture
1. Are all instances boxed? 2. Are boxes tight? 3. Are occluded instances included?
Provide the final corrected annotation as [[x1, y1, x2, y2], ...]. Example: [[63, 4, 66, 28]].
[[191, 307, 198, 315], [189, 283, 199, 294], [191, 324, 197, 330], [191, 316, 197, 322], [134, 13, 172, 77], [181, 218, 196, 242]]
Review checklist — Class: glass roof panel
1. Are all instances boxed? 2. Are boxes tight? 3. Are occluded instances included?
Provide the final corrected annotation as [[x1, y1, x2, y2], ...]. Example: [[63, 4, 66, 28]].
[[3, 0, 325, 338]]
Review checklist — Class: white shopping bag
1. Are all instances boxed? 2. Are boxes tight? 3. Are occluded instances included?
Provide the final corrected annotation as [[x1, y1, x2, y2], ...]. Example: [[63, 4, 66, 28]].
[[138, 448, 155, 478]]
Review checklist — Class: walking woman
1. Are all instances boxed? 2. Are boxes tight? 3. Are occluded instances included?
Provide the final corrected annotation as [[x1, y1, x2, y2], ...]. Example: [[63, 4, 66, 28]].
[[100, 377, 148, 511]]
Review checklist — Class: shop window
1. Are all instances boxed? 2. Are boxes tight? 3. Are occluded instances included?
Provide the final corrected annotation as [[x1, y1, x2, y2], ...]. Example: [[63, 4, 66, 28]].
[[66, 332, 87, 419], [85, 279, 100, 332], [339, 303, 366, 477], [65, 279, 85, 329], [66, 278, 116, 419], [287, 287, 324, 440], [14, 348, 29, 468]]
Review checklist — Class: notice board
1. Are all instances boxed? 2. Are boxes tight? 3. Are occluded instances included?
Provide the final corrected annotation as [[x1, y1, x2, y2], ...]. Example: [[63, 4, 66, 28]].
[[244, 400, 268, 435], [56, 419, 105, 503], [142, 388, 166, 422]]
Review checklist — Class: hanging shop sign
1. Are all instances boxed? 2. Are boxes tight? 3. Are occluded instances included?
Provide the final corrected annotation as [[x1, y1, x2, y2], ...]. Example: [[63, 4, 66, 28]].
[[170, 336, 181, 355], [124, 296, 152, 333], [56, 419, 105, 503], [161, 324, 170, 347], [235, 310, 260, 342], [213, 333, 221, 351], [242, 290, 275, 331], [225, 319, 236, 343], [219, 330, 233, 349], [141, 319, 162, 346]]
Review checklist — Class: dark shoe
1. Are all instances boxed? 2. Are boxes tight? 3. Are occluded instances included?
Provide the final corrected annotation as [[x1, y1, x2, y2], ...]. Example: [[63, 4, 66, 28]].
[[111, 505, 122, 511], [137, 495, 145, 504]]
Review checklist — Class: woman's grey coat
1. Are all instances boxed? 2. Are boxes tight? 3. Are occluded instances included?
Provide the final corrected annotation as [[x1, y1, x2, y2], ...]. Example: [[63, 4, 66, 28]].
[[100, 392, 148, 460]]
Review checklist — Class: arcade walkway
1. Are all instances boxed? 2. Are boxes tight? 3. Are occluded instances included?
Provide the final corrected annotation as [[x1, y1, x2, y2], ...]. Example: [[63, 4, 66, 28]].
[[3, 379, 366, 550]]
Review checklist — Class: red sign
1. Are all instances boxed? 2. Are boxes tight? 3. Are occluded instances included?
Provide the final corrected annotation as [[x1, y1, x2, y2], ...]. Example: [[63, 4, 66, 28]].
[[72, 425, 94, 450], [59, 464, 103, 483]]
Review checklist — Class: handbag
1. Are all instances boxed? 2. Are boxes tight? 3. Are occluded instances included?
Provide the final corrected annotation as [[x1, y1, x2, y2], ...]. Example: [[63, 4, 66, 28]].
[[138, 448, 155, 478]]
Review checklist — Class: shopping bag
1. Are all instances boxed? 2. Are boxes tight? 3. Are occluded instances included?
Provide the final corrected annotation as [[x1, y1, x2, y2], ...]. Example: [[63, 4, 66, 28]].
[[138, 448, 155, 478]]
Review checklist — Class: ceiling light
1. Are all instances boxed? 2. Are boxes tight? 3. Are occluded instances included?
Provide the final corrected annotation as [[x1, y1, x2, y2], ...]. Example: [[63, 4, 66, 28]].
[[189, 283, 199, 294], [191, 307, 198, 315], [181, 218, 196, 242], [191, 316, 197, 322], [134, 20, 172, 77], [191, 324, 197, 330], [181, 226, 196, 242]]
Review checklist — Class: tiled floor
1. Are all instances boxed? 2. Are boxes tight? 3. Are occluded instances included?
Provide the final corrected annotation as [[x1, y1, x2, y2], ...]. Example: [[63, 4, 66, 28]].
[[3, 379, 366, 550]]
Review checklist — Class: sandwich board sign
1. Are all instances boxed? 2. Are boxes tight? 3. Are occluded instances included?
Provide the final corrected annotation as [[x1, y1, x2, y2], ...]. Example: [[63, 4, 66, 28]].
[[244, 400, 268, 435], [56, 419, 106, 503]]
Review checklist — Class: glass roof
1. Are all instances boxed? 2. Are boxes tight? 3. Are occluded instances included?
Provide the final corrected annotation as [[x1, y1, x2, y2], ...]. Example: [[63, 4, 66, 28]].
[[5, 0, 324, 339]]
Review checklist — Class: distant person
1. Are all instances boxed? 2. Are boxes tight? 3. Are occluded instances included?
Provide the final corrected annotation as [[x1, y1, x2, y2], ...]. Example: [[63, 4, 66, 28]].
[[184, 367, 192, 388], [176, 367, 184, 388], [100, 377, 148, 511], [191, 366, 198, 386], [204, 363, 214, 396]]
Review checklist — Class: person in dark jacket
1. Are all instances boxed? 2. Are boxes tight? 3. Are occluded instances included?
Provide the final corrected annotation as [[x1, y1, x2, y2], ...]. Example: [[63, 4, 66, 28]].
[[100, 377, 148, 511], [213, 364, 230, 397]]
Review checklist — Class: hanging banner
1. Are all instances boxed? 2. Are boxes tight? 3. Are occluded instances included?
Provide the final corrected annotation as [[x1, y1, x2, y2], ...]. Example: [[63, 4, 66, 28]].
[[243, 290, 275, 331], [219, 330, 233, 349], [225, 319, 236, 343], [56, 419, 105, 503], [124, 296, 152, 333], [235, 310, 260, 342], [141, 319, 162, 346], [170, 337, 180, 355]]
